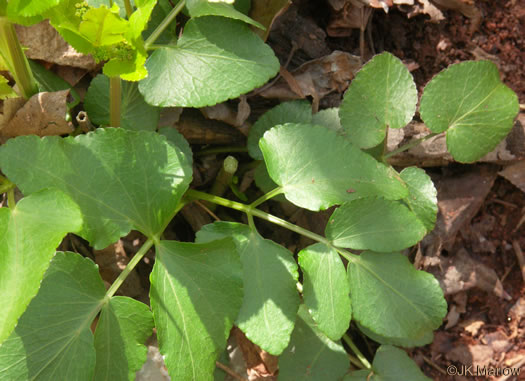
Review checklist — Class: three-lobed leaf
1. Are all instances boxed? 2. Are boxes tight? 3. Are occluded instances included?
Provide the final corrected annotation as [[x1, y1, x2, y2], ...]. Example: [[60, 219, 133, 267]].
[[259, 123, 408, 211], [0, 190, 82, 345], [85, 74, 160, 131], [298, 243, 351, 341], [196, 222, 300, 355], [139, 16, 279, 107], [326, 197, 427, 252], [348, 251, 447, 341], [345, 345, 431, 381], [150, 239, 243, 381], [279, 305, 349, 381], [0, 128, 192, 249], [419, 60, 519, 163], [340, 52, 417, 149]]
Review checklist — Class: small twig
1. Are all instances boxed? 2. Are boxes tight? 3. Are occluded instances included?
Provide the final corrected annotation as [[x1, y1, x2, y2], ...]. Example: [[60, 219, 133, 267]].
[[513, 210, 525, 233], [215, 361, 248, 381], [194, 200, 221, 222], [511, 240, 525, 283], [422, 355, 447, 375], [489, 198, 518, 209]]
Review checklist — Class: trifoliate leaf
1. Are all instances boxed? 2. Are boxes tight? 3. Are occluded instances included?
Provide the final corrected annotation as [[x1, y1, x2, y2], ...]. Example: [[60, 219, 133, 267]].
[[345, 345, 431, 381], [85, 74, 160, 130], [0, 190, 82, 345], [298, 243, 351, 341], [326, 198, 426, 252], [259, 123, 408, 211], [279, 305, 349, 381], [196, 222, 300, 355], [0, 252, 106, 381], [247, 100, 312, 160], [94, 296, 154, 381], [399, 167, 437, 232], [348, 252, 447, 341], [0, 128, 192, 249], [139, 16, 279, 107], [186, 0, 263, 28], [340, 52, 417, 149], [150, 239, 243, 381], [419, 60, 519, 163]]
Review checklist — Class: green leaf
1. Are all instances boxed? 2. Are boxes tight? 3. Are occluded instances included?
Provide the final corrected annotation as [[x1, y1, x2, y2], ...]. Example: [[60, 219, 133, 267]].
[[6, 0, 59, 17], [128, 0, 157, 40], [326, 198, 426, 252], [259, 123, 408, 211], [0, 190, 82, 345], [0, 74, 16, 99], [0, 128, 192, 249], [279, 305, 349, 381], [142, 0, 177, 44], [85, 74, 160, 131], [196, 222, 300, 355], [0, 252, 106, 381], [339, 52, 417, 149], [348, 252, 447, 341], [247, 100, 312, 160], [186, 0, 263, 28], [356, 322, 434, 348], [150, 239, 243, 381], [312, 107, 342, 132], [399, 167, 437, 232], [94, 296, 154, 381], [46, 0, 93, 53], [345, 345, 431, 381], [254, 163, 286, 202], [29, 60, 81, 107], [139, 16, 279, 107], [419, 60, 519, 163], [159, 126, 193, 161], [298, 243, 351, 341], [79, 5, 128, 46]]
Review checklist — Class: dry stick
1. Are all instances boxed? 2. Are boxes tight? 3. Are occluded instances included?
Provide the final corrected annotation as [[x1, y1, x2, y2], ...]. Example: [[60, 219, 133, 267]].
[[511, 240, 525, 283], [215, 361, 248, 381], [421, 355, 447, 375], [193, 200, 221, 222]]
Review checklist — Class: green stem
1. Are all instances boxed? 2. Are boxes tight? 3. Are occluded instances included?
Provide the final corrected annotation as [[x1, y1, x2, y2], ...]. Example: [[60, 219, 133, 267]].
[[0, 174, 15, 194], [384, 132, 440, 159], [185, 190, 358, 261], [109, 76, 121, 127], [105, 237, 155, 299], [144, 0, 186, 50], [7, 188, 15, 209], [250, 187, 283, 208], [348, 354, 366, 370], [123, 0, 133, 18], [0, 17, 38, 99], [343, 334, 372, 369]]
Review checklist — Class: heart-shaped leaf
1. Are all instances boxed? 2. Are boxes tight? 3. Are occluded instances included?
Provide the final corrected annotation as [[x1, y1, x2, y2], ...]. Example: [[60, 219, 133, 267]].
[[139, 16, 279, 107], [259, 123, 408, 211], [150, 239, 243, 381], [326, 198, 426, 252], [298, 243, 351, 341], [85, 74, 160, 131], [0, 128, 192, 249], [419, 60, 519, 163], [340, 52, 417, 149], [0, 190, 82, 345]]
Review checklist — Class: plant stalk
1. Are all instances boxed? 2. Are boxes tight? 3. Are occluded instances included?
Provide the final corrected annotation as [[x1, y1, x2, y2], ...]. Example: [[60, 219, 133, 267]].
[[109, 76, 121, 127], [144, 0, 186, 50], [7, 188, 15, 209], [209, 156, 238, 211], [343, 334, 372, 369], [105, 237, 155, 299], [123, 0, 133, 18], [0, 17, 39, 99], [384, 132, 440, 159], [250, 187, 283, 208]]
